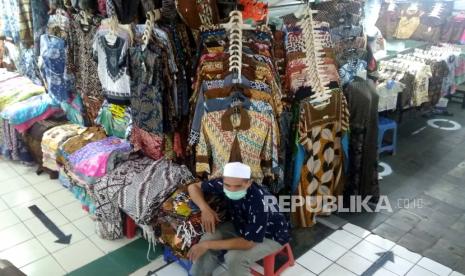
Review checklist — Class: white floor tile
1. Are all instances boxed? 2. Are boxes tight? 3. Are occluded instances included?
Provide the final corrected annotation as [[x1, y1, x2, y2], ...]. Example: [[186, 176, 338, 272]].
[[0, 223, 34, 251], [1, 186, 42, 207], [0, 198, 7, 212], [343, 223, 371, 238], [22, 171, 54, 185], [45, 189, 75, 208], [0, 176, 30, 196], [297, 250, 332, 274], [382, 255, 415, 276], [351, 240, 385, 262], [89, 234, 134, 253], [406, 265, 439, 276], [365, 234, 396, 251], [156, 262, 189, 276], [0, 209, 21, 230], [327, 230, 362, 249], [20, 255, 66, 276], [36, 223, 86, 253], [8, 162, 36, 175], [58, 201, 87, 222], [33, 180, 64, 196], [313, 238, 348, 261], [373, 268, 398, 276], [391, 245, 422, 264], [451, 272, 465, 276], [336, 251, 373, 275], [130, 256, 166, 276], [417, 257, 453, 276], [320, 263, 356, 276], [0, 239, 48, 268], [24, 209, 69, 236], [281, 263, 316, 276], [12, 198, 55, 221], [72, 216, 96, 237], [0, 163, 20, 181], [52, 238, 104, 272]]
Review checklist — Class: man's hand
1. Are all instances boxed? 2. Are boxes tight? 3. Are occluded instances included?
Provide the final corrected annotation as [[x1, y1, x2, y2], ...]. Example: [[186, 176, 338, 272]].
[[187, 241, 209, 261], [201, 207, 220, 233]]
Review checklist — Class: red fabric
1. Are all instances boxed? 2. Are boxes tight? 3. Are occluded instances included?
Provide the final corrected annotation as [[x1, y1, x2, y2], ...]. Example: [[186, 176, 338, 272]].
[[240, 0, 268, 23], [130, 127, 164, 160], [14, 108, 62, 133]]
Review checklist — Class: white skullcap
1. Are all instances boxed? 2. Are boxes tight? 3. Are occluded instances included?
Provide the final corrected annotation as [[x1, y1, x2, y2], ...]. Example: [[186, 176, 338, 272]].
[[223, 162, 251, 179]]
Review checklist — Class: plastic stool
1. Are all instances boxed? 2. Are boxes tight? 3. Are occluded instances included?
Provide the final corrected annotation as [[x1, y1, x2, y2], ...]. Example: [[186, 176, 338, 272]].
[[124, 215, 137, 239], [250, 243, 295, 276], [163, 246, 193, 276], [378, 116, 397, 155]]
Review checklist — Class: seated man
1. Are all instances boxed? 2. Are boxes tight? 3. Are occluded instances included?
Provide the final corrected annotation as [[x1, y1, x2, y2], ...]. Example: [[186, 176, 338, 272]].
[[188, 162, 290, 276]]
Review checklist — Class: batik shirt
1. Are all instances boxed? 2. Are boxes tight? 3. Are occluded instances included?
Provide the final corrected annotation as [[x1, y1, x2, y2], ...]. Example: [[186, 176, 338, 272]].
[[202, 178, 290, 245]]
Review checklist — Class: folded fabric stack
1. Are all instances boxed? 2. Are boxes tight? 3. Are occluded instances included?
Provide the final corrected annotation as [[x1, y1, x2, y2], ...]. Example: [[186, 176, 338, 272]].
[[67, 136, 132, 181], [58, 169, 96, 214], [119, 158, 195, 226], [56, 126, 107, 167], [0, 75, 45, 111], [22, 119, 67, 175], [41, 124, 87, 171], [1, 93, 62, 133], [93, 156, 154, 240], [0, 73, 47, 162]]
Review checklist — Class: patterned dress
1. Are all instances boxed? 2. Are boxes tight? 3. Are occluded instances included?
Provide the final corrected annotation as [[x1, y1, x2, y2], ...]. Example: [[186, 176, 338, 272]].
[[296, 91, 349, 228], [70, 15, 104, 125]]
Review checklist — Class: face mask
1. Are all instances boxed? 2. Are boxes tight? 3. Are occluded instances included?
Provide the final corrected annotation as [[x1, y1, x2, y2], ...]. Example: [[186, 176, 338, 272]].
[[223, 187, 247, 200]]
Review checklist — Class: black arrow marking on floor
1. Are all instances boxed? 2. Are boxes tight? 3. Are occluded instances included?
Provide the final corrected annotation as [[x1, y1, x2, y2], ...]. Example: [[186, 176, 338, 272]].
[[361, 251, 394, 276], [28, 205, 72, 244]]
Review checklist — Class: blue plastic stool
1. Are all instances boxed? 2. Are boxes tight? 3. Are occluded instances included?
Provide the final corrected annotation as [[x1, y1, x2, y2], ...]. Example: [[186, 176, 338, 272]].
[[378, 117, 397, 155], [163, 246, 193, 276]]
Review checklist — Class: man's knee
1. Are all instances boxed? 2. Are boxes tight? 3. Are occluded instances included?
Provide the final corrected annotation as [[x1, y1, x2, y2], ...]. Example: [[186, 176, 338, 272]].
[[224, 250, 250, 267], [200, 232, 222, 243]]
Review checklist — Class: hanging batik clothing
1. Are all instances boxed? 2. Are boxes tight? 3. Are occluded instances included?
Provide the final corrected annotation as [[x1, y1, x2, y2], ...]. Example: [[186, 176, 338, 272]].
[[118, 158, 195, 225], [0, 0, 34, 46], [70, 14, 104, 125], [93, 155, 153, 240], [295, 91, 349, 228], [39, 34, 72, 103], [129, 44, 164, 135], [196, 107, 276, 184], [343, 77, 380, 201], [92, 35, 131, 102]]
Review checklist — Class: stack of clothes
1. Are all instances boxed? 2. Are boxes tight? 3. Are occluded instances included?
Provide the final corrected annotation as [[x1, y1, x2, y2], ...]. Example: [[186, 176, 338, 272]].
[[41, 124, 87, 172], [93, 156, 194, 240], [0, 72, 46, 162]]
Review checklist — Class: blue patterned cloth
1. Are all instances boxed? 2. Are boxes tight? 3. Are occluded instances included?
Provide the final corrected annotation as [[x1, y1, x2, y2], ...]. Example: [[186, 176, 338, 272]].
[[40, 34, 73, 103]]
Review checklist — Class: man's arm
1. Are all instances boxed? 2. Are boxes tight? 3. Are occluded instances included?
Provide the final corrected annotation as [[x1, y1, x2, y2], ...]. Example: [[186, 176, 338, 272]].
[[204, 237, 255, 250], [187, 182, 220, 233], [188, 237, 255, 261]]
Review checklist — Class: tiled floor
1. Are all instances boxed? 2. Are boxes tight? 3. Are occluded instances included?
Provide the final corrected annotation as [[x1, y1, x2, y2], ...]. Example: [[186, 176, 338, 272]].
[[1, 105, 464, 275], [139, 223, 465, 276], [338, 102, 465, 273], [0, 161, 136, 275]]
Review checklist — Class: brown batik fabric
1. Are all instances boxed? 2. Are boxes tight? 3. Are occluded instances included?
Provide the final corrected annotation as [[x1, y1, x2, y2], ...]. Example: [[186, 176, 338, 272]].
[[70, 15, 104, 125], [295, 91, 349, 228]]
